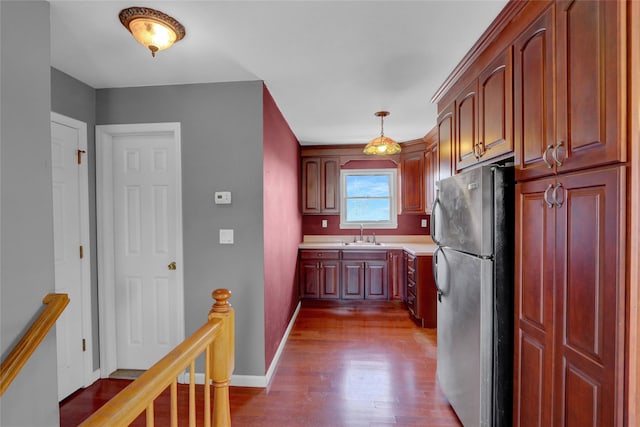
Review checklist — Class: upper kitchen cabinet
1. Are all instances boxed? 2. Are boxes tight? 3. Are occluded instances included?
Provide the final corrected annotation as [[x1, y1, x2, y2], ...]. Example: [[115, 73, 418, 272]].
[[515, 1, 626, 181], [437, 102, 455, 182], [453, 47, 514, 172], [424, 129, 438, 214], [455, 80, 479, 171], [301, 156, 340, 214], [478, 48, 513, 162], [400, 143, 426, 214]]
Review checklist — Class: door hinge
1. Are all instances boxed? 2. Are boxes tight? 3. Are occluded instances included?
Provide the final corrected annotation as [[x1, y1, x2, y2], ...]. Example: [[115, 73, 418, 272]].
[[79, 245, 84, 259], [77, 149, 86, 165], [82, 338, 86, 352]]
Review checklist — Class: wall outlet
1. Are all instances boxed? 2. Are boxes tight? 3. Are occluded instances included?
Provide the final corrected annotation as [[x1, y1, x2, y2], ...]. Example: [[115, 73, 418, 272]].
[[421, 218, 428, 228], [219, 229, 234, 244], [321, 219, 328, 228]]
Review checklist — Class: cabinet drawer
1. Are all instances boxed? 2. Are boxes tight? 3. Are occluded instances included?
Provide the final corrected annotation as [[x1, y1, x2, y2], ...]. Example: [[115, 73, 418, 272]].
[[407, 265, 416, 282], [300, 250, 340, 260], [342, 250, 387, 261]]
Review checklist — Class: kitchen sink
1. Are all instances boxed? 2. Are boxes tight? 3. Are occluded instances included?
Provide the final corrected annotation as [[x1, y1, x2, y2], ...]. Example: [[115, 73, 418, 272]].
[[343, 241, 384, 246]]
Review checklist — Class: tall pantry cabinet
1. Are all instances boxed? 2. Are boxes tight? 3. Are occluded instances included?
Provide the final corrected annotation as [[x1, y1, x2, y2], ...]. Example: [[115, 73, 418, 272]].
[[513, 1, 626, 426], [433, 0, 629, 425]]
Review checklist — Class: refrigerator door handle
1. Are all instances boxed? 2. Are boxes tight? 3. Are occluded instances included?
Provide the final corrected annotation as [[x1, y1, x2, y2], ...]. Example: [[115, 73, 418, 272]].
[[433, 246, 445, 302], [430, 195, 442, 246]]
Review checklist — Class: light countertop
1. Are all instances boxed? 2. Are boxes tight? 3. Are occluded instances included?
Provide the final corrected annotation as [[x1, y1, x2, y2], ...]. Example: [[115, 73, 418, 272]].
[[299, 235, 438, 256]]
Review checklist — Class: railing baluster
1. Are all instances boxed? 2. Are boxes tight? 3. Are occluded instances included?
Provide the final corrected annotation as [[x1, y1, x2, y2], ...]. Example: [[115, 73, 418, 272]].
[[205, 346, 211, 427], [146, 402, 154, 427], [189, 360, 196, 427], [170, 380, 178, 427]]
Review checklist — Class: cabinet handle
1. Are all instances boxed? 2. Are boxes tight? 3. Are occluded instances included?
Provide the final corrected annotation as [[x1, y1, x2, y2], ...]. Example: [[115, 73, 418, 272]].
[[542, 144, 554, 168], [552, 183, 564, 208], [552, 141, 564, 166], [543, 184, 554, 208]]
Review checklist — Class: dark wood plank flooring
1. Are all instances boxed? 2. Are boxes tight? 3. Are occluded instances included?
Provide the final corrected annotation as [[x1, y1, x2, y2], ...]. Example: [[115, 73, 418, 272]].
[[60, 302, 461, 426]]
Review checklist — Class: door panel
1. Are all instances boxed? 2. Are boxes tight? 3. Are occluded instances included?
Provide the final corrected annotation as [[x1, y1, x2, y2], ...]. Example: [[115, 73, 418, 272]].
[[556, 0, 624, 172], [514, 178, 555, 427], [341, 262, 364, 299], [553, 167, 625, 426], [320, 261, 340, 299], [364, 261, 387, 300], [455, 81, 479, 170], [514, 6, 555, 181], [112, 131, 181, 370], [52, 119, 86, 400]]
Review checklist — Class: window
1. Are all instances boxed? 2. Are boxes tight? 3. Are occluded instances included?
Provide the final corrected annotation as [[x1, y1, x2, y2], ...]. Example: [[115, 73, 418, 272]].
[[340, 169, 398, 229]]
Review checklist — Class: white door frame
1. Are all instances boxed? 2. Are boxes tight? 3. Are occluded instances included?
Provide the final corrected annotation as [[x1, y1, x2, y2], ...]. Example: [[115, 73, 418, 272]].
[[96, 122, 185, 377], [50, 112, 95, 387]]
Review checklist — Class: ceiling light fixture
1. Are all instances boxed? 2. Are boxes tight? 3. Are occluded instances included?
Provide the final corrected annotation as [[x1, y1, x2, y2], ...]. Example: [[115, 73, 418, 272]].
[[119, 7, 185, 57], [363, 111, 401, 155]]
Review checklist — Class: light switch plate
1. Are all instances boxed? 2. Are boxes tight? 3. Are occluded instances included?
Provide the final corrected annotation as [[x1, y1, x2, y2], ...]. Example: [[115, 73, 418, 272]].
[[219, 229, 234, 244], [421, 219, 428, 227], [322, 219, 328, 228]]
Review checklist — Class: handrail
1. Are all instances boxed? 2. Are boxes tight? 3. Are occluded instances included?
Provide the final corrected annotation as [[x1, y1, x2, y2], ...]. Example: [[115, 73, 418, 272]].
[[80, 288, 235, 427], [0, 293, 70, 396]]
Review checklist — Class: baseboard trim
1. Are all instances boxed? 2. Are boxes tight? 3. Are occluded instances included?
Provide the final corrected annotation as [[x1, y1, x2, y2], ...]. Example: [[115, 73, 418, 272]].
[[177, 301, 302, 388]]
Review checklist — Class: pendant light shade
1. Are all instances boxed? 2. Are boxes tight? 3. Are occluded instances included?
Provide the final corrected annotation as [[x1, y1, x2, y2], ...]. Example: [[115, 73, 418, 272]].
[[119, 7, 186, 57], [363, 111, 401, 155]]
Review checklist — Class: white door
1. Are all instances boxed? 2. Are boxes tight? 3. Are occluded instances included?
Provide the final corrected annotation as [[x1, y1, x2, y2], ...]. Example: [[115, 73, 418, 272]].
[[97, 123, 184, 372], [51, 113, 92, 400]]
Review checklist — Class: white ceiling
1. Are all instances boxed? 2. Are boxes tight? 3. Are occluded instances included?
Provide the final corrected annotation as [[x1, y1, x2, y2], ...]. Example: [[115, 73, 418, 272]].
[[49, 0, 507, 146]]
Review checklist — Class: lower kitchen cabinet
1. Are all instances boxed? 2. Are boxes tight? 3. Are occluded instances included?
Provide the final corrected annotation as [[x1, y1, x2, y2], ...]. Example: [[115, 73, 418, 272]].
[[387, 249, 405, 301], [341, 251, 388, 300], [299, 250, 341, 299], [513, 166, 625, 426], [405, 252, 437, 328]]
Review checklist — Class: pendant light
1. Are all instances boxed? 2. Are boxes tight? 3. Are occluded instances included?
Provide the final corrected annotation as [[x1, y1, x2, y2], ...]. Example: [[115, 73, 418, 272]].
[[363, 111, 401, 155], [119, 7, 186, 57]]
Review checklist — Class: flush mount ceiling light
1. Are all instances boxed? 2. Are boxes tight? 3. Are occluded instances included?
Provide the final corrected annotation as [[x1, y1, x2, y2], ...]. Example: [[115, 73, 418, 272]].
[[119, 7, 185, 57], [363, 111, 401, 155]]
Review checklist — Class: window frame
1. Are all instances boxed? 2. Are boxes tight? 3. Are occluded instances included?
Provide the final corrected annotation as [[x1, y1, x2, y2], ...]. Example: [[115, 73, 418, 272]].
[[339, 168, 398, 229]]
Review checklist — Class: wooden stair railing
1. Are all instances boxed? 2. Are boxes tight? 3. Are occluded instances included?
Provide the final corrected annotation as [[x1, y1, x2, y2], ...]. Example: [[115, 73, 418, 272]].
[[80, 288, 235, 427], [0, 293, 70, 396]]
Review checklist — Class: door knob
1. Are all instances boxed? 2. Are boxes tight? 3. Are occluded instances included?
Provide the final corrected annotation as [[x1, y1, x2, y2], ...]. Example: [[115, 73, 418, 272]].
[[168, 261, 177, 270]]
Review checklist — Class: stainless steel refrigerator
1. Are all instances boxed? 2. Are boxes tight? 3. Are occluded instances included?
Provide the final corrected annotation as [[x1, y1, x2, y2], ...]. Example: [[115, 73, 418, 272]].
[[431, 165, 514, 427]]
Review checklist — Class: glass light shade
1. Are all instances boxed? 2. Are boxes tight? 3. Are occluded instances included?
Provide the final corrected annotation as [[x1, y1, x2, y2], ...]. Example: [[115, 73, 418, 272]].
[[129, 18, 177, 54], [363, 136, 402, 155], [119, 7, 185, 57]]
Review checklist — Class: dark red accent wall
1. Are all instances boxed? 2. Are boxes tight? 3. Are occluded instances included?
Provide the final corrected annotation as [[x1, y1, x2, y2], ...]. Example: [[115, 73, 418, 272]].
[[262, 84, 302, 371]]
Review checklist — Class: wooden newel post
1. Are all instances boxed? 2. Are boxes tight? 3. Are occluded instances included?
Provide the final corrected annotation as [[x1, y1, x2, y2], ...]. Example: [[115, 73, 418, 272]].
[[208, 288, 234, 427]]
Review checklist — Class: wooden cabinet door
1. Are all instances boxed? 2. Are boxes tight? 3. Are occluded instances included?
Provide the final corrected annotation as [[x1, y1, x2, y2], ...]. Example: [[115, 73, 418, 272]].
[[455, 80, 479, 171], [320, 157, 340, 213], [555, 0, 624, 174], [341, 261, 364, 299], [513, 177, 556, 427], [299, 260, 320, 298], [301, 158, 321, 213], [437, 103, 455, 182], [387, 250, 404, 301], [478, 48, 513, 162], [319, 260, 340, 299], [401, 152, 425, 213], [552, 167, 625, 426], [514, 6, 555, 182], [425, 142, 438, 214], [365, 261, 388, 300], [301, 157, 340, 214]]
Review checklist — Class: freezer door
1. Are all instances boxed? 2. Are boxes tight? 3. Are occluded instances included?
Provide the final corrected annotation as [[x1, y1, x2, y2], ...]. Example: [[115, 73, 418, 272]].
[[432, 166, 493, 256], [435, 247, 493, 427]]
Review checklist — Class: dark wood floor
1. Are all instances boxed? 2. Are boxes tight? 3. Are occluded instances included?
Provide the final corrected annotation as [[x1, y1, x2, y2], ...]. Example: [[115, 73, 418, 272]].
[[60, 302, 461, 426]]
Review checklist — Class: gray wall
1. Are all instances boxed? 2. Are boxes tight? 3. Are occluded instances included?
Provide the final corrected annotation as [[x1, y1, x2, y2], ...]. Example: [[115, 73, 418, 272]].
[[50, 68, 100, 370], [97, 81, 266, 375], [0, 1, 60, 426]]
